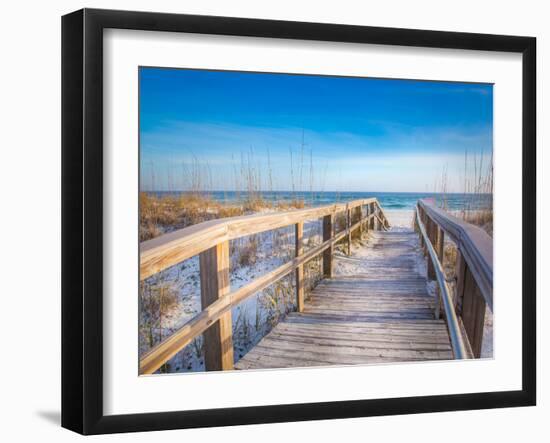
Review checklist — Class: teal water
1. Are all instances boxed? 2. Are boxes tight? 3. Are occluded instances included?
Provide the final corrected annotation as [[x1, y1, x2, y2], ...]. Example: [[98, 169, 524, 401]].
[[150, 191, 492, 211]]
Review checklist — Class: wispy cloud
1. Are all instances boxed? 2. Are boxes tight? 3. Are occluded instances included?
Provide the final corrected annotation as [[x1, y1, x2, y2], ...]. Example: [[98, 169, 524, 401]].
[[140, 120, 492, 192]]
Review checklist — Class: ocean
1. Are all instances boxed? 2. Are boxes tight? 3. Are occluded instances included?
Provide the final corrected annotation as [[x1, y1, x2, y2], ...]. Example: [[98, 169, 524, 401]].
[[149, 191, 492, 211]]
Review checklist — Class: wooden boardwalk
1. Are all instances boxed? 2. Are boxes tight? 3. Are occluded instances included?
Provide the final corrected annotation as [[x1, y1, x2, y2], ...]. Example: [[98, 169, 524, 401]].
[[235, 229, 453, 370], [140, 198, 491, 374]]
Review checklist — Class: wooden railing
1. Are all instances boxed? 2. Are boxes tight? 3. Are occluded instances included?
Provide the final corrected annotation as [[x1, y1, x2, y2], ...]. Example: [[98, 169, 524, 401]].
[[414, 207, 467, 359], [415, 199, 493, 358], [140, 198, 390, 374]]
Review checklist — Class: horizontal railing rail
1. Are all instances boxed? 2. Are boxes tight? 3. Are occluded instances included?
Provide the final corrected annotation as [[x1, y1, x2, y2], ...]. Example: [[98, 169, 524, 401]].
[[141, 198, 384, 281], [416, 199, 493, 358], [140, 198, 390, 374], [415, 207, 467, 359]]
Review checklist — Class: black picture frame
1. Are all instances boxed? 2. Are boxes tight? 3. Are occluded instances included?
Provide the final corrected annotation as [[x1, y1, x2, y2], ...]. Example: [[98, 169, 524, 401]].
[[61, 8, 536, 435]]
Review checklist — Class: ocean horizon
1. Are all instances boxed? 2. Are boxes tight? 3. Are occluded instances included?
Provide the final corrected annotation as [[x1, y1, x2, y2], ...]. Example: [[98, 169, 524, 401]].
[[145, 190, 492, 211]]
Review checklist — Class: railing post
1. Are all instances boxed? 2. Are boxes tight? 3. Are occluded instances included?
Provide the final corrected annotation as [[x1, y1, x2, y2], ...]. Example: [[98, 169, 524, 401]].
[[323, 214, 333, 278], [369, 203, 375, 230], [376, 203, 384, 230], [433, 226, 445, 319], [346, 206, 351, 255], [295, 222, 304, 312], [433, 291, 441, 320], [458, 259, 486, 358], [355, 206, 363, 239], [436, 226, 445, 261], [455, 250, 466, 314], [199, 241, 234, 371], [426, 216, 439, 320], [416, 207, 424, 248], [426, 217, 436, 280]]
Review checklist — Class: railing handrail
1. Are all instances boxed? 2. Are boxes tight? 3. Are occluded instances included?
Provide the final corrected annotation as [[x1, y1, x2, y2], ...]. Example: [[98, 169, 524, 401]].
[[141, 197, 380, 281], [418, 199, 493, 310], [415, 206, 467, 359]]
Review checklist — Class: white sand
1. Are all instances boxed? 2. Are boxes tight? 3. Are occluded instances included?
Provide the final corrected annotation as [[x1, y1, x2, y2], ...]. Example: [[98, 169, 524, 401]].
[[384, 209, 415, 228]]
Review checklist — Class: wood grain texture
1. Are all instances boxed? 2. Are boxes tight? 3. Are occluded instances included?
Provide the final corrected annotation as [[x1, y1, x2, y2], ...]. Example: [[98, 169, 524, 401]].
[[426, 218, 436, 280], [346, 207, 352, 255], [455, 249, 466, 314], [295, 222, 304, 312], [369, 203, 375, 230], [355, 206, 363, 239], [199, 242, 234, 371], [235, 230, 453, 370], [322, 214, 333, 278], [461, 266, 486, 358]]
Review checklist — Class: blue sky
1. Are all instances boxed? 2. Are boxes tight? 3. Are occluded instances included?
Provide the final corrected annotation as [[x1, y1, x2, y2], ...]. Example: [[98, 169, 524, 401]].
[[139, 67, 493, 192]]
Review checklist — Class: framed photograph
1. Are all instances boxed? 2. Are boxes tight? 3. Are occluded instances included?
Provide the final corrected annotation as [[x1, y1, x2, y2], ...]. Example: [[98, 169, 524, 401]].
[[61, 8, 536, 435]]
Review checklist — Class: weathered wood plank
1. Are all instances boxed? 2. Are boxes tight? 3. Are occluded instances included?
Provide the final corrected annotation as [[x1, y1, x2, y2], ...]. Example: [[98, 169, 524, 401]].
[[426, 218, 436, 280], [322, 214, 333, 278], [244, 342, 452, 366], [455, 249, 466, 313], [237, 355, 433, 370], [346, 207, 352, 255], [306, 300, 434, 309], [284, 319, 450, 334], [200, 241, 234, 371], [355, 206, 363, 239], [369, 203, 375, 230], [268, 329, 452, 347], [284, 315, 450, 330], [295, 222, 304, 312], [461, 266, 486, 358], [256, 338, 452, 360], [272, 335, 450, 350]]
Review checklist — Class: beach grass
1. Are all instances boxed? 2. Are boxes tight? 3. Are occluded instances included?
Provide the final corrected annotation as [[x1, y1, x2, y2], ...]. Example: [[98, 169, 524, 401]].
[[139, 192, 310, 241]]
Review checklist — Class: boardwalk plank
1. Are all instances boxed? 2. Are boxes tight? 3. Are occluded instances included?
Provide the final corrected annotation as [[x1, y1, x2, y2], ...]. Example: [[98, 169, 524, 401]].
[[266, 332, 452, 350]]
